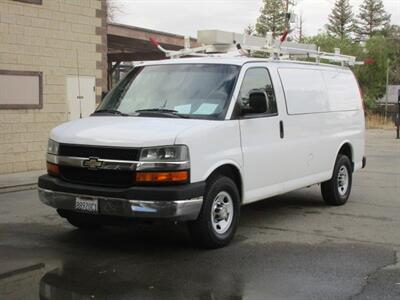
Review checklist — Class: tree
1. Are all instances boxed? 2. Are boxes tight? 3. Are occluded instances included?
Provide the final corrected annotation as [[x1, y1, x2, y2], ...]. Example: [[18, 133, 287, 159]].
[[107, 0, 123, 22], [354, 35, 393, 107], [304, 33, 363, 60], [356, 0, 391, 40], [326, 0, 354, 39], [255, 0, 286, 38], [244, 24, 255, 36], [386, 25, 400, 85]]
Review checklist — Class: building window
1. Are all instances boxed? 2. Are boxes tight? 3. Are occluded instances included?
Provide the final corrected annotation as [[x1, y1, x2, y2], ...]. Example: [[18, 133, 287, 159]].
[[13, 0, 42, 4], [0, 70, 43, 109]]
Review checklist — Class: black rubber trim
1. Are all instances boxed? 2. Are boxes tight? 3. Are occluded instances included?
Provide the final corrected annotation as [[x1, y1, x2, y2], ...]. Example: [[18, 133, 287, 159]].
[[362, 156, 367, 169], [38, 175, 205, 201]]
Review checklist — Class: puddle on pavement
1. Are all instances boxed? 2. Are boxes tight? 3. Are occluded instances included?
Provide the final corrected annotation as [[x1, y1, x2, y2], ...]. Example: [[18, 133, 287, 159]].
[[1, 238, 396, 300], [39, 262, 245, 299]]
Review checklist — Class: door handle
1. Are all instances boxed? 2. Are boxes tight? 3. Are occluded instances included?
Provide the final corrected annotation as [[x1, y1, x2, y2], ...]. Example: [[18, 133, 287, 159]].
[[279, 120, 284, 139]]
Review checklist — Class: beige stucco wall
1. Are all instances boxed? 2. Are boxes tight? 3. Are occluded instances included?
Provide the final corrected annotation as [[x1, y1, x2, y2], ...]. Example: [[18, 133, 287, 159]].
[[0, 0, 106, 174]]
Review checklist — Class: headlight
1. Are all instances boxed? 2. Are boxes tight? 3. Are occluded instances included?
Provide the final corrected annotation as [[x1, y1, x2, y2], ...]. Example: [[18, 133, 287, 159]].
[[47, 139, 59, 155], [139, 145, 189, 162], [137, 145, 190, 184]]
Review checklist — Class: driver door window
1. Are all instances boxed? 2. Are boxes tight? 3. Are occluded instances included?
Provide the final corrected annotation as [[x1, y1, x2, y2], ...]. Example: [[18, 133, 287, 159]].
[[238, 68, 278, 116]]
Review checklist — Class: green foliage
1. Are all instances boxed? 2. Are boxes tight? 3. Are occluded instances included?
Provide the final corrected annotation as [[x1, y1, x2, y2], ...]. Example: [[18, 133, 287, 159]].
[[303, 34, 363, 57], [386, 25, 400, 84], [356, 0, 391, 40], [354, 35, 391, 108], [255, 0, 285, 38], [326, 0, 354, 39]]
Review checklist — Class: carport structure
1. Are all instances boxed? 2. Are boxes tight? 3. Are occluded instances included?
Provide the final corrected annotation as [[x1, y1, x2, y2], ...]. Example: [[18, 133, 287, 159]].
[[107, 23, 199, 89]]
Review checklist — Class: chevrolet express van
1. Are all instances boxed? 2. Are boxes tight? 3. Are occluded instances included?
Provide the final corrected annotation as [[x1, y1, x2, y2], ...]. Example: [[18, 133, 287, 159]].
[[38, 57, 366, 248]]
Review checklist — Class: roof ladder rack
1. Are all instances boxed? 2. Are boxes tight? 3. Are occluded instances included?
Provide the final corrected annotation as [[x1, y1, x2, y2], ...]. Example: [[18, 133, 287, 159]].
[[149, 30, 362, 66]]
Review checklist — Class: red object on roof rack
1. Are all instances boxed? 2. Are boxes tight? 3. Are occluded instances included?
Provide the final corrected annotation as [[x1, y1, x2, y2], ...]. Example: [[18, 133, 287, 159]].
[[149, 37, 159, 47], [280, 30, 289, 43], [364, 58, 375, 65]]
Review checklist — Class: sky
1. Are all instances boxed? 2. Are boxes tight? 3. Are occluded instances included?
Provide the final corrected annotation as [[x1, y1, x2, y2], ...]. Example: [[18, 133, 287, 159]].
[[113, 0, 400, 38]]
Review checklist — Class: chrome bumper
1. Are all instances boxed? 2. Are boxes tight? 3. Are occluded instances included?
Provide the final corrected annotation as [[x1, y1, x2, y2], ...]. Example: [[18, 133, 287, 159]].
[[38, 188, 203, 221]]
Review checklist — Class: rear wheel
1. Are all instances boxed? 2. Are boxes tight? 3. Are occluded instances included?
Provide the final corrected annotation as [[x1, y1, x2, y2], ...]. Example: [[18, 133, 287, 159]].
[[188, 176, 240, 249], [321, 154, 352, 206]]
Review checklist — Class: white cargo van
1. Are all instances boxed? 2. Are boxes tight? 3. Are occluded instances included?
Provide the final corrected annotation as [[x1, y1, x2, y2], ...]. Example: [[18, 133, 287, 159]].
[[38, 57, 366, 248]]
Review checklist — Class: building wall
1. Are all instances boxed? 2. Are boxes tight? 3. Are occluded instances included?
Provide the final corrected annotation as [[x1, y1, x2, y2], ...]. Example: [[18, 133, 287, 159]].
[[0, 0, 106, 174]]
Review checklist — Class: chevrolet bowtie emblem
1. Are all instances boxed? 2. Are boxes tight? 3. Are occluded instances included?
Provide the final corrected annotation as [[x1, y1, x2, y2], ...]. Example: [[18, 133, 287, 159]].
[[83, 157, 103, 170]]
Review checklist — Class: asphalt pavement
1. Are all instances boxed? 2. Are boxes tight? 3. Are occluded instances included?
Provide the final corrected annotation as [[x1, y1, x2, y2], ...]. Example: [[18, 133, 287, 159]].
[[0, 129, 399, 300]]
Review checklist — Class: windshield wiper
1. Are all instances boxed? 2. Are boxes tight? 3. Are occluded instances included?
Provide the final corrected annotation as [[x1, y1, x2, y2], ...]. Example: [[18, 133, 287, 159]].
[[92, 109, 129, 116], [134, 108, 188, 118]]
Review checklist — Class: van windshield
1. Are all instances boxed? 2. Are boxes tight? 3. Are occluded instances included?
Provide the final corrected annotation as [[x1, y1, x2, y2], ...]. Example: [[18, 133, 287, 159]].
[[96, 64, 240, 119]]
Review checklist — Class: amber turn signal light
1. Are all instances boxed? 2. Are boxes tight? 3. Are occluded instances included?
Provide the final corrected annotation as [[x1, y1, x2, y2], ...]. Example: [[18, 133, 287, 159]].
[[47, 162, 60, 176], [136, 171, 189, 184]]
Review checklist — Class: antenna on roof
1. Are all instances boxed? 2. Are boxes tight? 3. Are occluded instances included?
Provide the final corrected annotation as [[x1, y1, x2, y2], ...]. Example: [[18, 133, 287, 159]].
[[75, 49, 83, 119]]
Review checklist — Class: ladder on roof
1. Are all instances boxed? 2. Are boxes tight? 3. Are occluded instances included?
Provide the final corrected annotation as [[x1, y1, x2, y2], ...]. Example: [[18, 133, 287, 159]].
[[149, 30, 362, 66]]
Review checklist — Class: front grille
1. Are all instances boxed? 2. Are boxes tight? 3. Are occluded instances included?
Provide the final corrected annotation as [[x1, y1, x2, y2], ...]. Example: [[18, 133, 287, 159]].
[[59, 166, 134, 188], [59, 144, 140, 161]]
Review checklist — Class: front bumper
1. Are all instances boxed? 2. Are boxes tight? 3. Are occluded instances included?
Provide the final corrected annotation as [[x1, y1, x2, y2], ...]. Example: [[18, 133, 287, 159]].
[[38, 175, 205, 221]]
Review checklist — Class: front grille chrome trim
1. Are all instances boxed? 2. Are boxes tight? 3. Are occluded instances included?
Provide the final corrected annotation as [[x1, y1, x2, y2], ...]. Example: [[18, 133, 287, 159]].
[[47, 154, 190, 171]]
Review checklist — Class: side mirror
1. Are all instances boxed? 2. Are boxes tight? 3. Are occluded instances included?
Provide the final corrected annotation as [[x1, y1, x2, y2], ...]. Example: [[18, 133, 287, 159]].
[[242, 91, 267, 115]]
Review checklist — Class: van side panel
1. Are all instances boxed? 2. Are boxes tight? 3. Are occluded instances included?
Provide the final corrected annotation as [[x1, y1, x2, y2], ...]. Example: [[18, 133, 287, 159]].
[[320, 70, 365, 172], [278, 68, 330, 114], [276, 66, 365, 194], [322, 70, 361, 111], [277, 67, 334, 185]]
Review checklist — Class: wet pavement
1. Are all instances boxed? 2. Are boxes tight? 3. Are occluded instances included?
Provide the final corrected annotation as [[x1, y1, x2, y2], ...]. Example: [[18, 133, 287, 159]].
[[0, 129, 399, 300]]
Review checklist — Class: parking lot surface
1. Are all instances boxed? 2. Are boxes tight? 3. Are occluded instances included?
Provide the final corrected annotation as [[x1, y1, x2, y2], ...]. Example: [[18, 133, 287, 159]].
[[0, 129, 399, 299]]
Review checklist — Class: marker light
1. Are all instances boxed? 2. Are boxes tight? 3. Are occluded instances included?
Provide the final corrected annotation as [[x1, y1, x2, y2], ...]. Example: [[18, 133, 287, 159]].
[[47, 162, 60, 177], [136, 171, 189, 184]]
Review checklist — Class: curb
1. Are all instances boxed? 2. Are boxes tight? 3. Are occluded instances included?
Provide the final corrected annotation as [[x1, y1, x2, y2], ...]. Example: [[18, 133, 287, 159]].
[[0, 184, 37, 195], [0, 263, 45, 281]]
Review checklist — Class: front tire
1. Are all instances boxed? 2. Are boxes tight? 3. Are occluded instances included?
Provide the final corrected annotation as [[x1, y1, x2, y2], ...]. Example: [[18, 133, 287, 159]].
[[321, 154, 352, 206], [188, 176, 240, 249]]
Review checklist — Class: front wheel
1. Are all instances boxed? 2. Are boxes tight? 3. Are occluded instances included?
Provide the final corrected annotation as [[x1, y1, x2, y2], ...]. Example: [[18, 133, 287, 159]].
[[321, 154, 352, 206], [188, 176, 240, 249]]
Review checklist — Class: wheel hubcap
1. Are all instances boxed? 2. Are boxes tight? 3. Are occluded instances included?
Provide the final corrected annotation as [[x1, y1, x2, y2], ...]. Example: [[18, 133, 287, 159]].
[[337, 165, 349, 196], [211, 191, 234, 235]]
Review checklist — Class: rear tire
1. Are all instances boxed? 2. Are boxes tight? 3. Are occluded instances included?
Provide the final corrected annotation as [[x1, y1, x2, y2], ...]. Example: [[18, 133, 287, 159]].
[[188, 176, 240, 249], [66, 216, 103, 230], [321, 154, 352, 206]]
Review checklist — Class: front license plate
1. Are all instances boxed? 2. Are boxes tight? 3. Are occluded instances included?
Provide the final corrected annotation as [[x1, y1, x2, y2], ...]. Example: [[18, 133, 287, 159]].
[[75, 197, 98, 214]]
